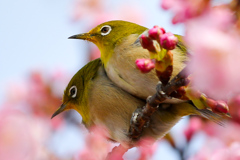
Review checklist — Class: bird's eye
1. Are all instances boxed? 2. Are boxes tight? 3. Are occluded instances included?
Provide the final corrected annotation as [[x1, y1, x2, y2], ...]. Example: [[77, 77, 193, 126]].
[[100, 25, 111, 36], [69, 86, 77, 98]]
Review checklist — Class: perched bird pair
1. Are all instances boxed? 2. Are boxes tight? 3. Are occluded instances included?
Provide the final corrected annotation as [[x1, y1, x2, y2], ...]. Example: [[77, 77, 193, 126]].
[[52, 20, 224, 147]]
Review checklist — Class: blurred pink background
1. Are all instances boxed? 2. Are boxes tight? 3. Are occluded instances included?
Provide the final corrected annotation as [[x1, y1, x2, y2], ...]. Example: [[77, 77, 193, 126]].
[[1, 0, 239, 159]]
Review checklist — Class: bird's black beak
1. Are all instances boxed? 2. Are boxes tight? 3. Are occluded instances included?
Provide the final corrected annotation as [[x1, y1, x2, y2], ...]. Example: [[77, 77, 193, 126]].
[[51, 103, 67, 119], [68, 33, 96, 43], [68, 33, 90, 40]]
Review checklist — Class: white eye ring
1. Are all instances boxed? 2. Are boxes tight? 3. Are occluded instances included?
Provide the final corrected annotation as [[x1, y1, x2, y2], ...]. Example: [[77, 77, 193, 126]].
[[69, 86, 77, 98], [100, 25, 112, 36]]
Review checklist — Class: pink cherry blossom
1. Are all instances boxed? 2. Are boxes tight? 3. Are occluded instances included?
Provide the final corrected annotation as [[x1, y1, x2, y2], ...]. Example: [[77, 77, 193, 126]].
[[228, 95, 240, 123], [71, 0, 106, 22], [211, 142, 240, 160], [161, 0, 210, 24], [26, 71, 63, 118], [78, 126, 112, 160], [106, 145, 128, 160], [188, 138, 225, 160], [0, 109, 51, 160], [185, 8, 240, 100], [137, 137, 156, 160], [184, 117, 203, 142], [189, 122, 240, 159], [190, 139, 240, 160]]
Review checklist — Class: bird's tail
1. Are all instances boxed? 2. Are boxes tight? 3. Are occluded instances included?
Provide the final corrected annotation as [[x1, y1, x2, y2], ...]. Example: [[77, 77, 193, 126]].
[[195, 106, 231, 126]]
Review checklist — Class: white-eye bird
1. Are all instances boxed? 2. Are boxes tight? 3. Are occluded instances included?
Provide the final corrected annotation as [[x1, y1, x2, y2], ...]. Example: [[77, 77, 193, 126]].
[[52, 58, 223, 147], [68, 20, 187, 103]]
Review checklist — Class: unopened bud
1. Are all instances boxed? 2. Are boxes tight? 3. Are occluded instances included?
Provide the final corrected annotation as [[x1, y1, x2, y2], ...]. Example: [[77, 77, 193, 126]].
[[160, 32, 178, 50], [136, 59, 155, 73], [148, 26, 165, 41], [212, 101, 229, 114], [140, 34, 156, 52]]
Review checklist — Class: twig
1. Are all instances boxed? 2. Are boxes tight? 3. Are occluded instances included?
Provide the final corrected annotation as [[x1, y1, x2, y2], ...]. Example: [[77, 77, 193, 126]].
[[128, 67, 190, 141]]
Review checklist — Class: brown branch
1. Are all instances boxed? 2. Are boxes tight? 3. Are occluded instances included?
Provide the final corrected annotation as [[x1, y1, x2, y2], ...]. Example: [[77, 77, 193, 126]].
[[128, 67, 190, 141]]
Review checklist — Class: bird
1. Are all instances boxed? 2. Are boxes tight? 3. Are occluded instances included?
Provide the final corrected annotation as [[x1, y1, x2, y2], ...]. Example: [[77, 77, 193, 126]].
[[51, 58, 223, 147], [68, 20, 188, 103]]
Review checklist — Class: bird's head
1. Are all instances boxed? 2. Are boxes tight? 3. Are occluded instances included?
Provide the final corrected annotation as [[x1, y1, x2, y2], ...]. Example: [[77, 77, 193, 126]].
[[51, 59, 101, 124], [68, 20, 147, 64]]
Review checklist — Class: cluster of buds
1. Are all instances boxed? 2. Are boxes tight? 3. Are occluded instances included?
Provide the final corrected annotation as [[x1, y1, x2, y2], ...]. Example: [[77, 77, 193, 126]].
[[137, 26, 230, 116], [141, 26, 178, 52], [136, 26, 178, 85]]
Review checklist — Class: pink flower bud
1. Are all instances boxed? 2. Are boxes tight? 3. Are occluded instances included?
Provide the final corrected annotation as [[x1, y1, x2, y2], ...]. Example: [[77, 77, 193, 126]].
[[160, 32, 178, 50], [148, 26, 166, 41], [136, 59, 155, 73], [212, 101, 229, 114], [140, 34, 156, 52]]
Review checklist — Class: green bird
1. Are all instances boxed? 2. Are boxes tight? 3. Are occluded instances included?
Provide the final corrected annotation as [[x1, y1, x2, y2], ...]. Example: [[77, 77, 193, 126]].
[[52, 58, 223, 147], [68, 20, 187, 103]]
